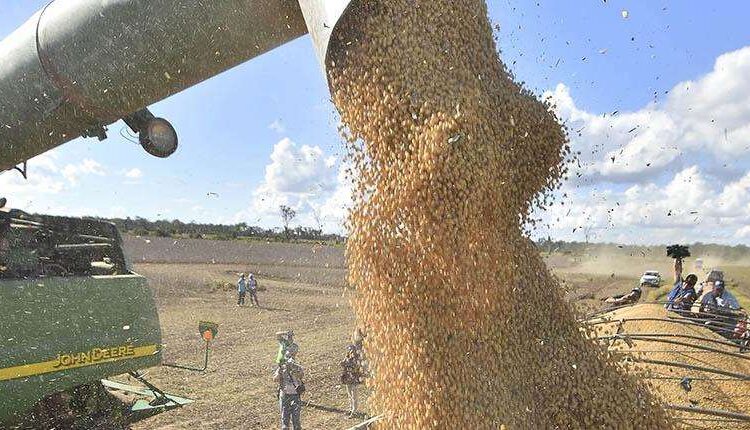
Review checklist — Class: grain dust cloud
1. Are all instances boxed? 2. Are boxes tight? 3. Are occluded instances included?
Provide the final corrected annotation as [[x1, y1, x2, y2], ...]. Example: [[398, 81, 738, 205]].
[[328, 1, 673, 428]]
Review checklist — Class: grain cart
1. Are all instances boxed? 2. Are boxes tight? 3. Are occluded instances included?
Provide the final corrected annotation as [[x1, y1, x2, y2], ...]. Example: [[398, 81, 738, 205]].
[[0, 0, 358, 427]]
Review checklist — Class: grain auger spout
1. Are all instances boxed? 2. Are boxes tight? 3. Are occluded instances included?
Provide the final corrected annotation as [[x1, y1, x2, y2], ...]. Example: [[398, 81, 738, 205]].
[[0, 0, 358, 174]]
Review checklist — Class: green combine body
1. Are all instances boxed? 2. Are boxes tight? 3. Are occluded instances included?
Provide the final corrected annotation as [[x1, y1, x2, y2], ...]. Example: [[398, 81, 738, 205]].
[[0, 209, 172, 427]]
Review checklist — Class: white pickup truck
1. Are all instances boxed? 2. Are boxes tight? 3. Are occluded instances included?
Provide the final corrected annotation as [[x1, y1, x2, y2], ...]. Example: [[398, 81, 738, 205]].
[[639, 270, 662, 287]]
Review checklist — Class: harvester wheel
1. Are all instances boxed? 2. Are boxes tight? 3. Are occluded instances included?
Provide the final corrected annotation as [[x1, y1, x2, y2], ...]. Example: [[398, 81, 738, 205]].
[[16, 382, 131, 429]]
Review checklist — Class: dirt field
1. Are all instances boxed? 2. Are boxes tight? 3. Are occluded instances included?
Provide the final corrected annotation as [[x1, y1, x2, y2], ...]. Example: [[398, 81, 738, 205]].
[[125, 263, 363, 430], [547, 249, 750, 311], [120, 237, 750, 429]]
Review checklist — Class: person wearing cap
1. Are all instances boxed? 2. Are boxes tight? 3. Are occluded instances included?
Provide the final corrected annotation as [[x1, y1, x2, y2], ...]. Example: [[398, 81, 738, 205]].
[[700, 280, 740, 312], [696, 269, 725, 297], [273, 343, 304, 430], [247, 273, 260, 307], [237, 273, 248, 306], [701, 280, 727, 312], [665, 258, 699, 312], [698, 279, 744, 333], [604, 284, 643, 307]]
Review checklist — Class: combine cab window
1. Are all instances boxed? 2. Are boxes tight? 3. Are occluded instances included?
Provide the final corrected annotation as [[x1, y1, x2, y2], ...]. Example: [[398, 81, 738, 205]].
[[0, 210, 128, 279]]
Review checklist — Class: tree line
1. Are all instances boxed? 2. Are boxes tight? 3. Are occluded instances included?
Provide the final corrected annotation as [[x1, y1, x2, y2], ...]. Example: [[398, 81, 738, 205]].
[[536, 238, 750, 261], [98, 216, 345, 243]]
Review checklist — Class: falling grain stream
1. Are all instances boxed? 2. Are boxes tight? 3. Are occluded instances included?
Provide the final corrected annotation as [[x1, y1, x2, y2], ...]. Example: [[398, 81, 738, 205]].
[[328, 1, 673, 428]]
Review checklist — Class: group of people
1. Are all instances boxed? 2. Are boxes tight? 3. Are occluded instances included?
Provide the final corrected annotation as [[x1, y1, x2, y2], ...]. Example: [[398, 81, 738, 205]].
[[665, 259, 741, 315], [237, 272, 260, 307], [600, 256, 748, 348], [272, 328, 367, 430], [664, 259, 750, 342], [603, 257, 742, 317], [235, 272, 367, 429]]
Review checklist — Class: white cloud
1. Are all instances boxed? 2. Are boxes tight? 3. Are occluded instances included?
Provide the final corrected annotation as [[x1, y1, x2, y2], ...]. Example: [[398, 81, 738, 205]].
[[316, 162, 354, 232], [0, 168, 64, 203], [0, 154, 64, 204], [545, 46, 750, 183], [535, 46, 750, 245], [0, 153, 104, 213], [263, 138, 336, 194], [540, 165, 750, 244], [737, 226, 750, 239], [234, 137, 347, 231], [124, 168, 143, 179], [269, 119, 286, 134], [61, 158, 106, 186]]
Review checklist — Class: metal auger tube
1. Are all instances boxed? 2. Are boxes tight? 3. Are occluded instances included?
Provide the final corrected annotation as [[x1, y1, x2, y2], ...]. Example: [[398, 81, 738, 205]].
[[0, 0, 361, 172]]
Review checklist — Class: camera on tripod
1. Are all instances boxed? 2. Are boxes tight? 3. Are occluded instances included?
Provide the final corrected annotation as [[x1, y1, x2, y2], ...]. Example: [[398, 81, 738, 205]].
[[666, 244, 690, 260]]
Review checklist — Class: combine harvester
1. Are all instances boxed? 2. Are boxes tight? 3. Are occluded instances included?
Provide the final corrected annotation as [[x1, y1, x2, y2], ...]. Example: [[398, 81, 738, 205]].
[[0, 0, 358, 427], [0, 201, 219, 428]]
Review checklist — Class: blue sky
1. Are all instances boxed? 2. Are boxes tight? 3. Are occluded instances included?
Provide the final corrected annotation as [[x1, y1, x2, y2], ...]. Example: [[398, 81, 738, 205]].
[[2, 1, 750, 244]]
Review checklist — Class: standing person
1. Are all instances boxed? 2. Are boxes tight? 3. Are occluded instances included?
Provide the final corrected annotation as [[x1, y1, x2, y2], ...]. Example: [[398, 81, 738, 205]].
[[237, 273, 247, 306], [274, 344, 304, 430], [340, 329, 366, 417], [665, 258, 699, 312], [248, 273, 260, 307]]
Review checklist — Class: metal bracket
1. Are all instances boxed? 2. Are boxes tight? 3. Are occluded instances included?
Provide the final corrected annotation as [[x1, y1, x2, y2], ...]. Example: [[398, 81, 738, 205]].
[[82, 125, 108, 141], [13, 161, 28, 179], [162, 339, 212, 372], [128, 371, 180, 408], [123, 108, 155, 135]]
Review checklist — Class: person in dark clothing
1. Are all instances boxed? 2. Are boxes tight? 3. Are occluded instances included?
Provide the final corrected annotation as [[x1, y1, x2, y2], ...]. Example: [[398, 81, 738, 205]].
[[340, 329, 366, 417]]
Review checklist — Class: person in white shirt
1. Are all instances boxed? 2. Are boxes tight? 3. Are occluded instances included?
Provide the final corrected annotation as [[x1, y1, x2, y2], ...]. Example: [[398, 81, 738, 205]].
[[248, 273, 260, 307]]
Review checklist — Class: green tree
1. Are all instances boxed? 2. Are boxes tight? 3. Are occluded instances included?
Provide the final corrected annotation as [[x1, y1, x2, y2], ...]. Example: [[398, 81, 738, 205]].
[[280, 205, 296, 240]]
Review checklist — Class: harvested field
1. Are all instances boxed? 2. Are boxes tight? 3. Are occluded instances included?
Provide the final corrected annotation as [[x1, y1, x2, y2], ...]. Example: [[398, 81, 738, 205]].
[[127, 263, 364, 430], [125, 236, 346, 287], [119, 238, 749, 429]]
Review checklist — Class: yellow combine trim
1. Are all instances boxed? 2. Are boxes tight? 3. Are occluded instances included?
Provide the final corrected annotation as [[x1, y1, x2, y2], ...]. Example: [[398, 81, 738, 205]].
[[0, 344, 159, 381]]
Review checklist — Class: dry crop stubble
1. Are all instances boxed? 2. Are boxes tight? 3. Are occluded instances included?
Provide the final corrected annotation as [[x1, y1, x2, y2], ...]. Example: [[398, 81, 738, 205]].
[[130, 263, 362, 430], [328, 0, 673, 428]]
